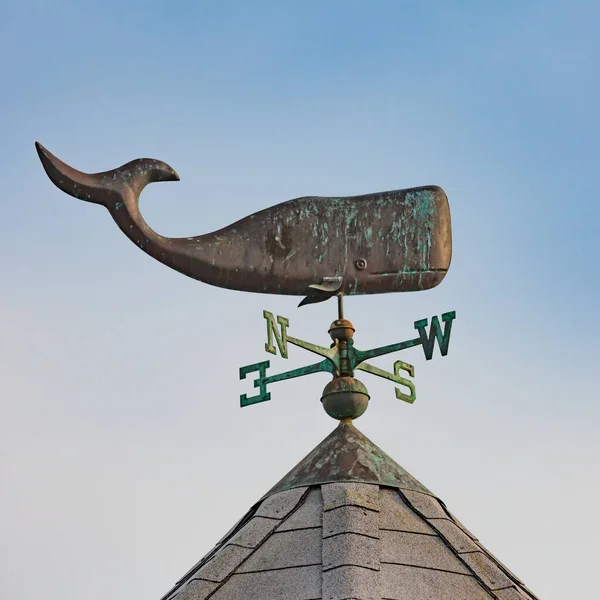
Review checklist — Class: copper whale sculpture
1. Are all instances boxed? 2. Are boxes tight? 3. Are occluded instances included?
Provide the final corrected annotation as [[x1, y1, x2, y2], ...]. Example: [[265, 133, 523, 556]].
[[36, 142, 452, 305]]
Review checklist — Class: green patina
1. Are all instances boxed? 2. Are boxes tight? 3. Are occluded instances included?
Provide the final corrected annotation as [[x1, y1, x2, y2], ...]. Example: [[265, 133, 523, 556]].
[[263, 420, 433, 497], [239, 309, 456, 408]]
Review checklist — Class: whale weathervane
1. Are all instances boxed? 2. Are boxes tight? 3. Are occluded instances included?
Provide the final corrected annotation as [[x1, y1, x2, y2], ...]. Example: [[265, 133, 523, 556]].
[[36, 141, 456, 416], [35, 143, 451, 306]]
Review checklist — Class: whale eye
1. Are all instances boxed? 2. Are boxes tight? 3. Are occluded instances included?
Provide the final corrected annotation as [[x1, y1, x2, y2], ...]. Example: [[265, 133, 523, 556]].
[[355, 258, 367, 270]]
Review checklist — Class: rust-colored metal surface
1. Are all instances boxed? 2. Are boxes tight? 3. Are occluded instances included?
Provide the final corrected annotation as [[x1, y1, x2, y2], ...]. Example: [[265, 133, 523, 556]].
[[36, 143, 451, 305]]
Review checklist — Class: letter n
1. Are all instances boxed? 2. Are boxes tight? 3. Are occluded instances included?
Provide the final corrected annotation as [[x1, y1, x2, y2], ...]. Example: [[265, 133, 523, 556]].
[[263, 310, 290, 359], [414, 311, 456, 360]]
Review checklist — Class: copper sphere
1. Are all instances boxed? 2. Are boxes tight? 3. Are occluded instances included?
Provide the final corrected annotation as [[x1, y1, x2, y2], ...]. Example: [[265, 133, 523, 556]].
[[321, 376, 369, 420]]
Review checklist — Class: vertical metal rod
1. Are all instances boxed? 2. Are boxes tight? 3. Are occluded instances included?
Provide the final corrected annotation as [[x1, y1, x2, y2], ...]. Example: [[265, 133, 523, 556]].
[[337, 294, 344, 320]]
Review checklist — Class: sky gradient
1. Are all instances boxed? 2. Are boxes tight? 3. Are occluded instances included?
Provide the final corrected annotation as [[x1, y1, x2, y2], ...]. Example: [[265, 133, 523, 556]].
[[1, 2, 599, 599]]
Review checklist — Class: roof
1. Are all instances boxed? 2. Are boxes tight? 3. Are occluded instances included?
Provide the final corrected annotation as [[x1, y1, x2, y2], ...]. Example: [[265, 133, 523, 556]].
[[162, 420, 538, 600]]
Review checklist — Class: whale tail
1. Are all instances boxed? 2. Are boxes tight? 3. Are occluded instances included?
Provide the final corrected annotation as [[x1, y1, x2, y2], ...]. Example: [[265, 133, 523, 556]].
[[34, 142, 179, 209]]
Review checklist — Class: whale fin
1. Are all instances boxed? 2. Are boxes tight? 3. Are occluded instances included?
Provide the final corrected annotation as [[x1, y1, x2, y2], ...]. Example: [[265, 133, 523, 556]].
[[299, 277, 343, 307]]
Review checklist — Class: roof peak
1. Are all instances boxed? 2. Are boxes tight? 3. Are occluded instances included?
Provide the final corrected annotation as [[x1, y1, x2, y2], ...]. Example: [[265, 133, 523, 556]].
[[162, 422, 539, 600], [264, 419, 432, 499]]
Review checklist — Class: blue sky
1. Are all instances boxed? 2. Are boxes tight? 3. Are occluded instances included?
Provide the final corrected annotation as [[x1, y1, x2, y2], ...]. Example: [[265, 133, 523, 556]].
[[1, 2, 599, 599]]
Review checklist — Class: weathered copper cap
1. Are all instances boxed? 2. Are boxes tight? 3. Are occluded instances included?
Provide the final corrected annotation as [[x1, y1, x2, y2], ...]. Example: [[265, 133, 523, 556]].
[[321, 376, 370, 420], [328, 319, 355, 342]]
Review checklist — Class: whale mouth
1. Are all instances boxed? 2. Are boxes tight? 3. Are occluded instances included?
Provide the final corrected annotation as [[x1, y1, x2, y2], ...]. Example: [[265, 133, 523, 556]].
[[368, 268, 448, 276]]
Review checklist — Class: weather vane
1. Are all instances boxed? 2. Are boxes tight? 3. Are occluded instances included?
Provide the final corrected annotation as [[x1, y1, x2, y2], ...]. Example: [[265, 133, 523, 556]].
[[36, 142, 455, 419]]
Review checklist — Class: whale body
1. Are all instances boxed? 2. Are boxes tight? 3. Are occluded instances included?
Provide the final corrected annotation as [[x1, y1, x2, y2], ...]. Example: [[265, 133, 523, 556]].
[[36, 143, 452, 303]]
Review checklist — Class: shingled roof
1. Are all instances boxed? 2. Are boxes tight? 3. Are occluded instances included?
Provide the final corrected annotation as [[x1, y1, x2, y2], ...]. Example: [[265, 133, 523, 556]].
[[162, 420, 538, 600]]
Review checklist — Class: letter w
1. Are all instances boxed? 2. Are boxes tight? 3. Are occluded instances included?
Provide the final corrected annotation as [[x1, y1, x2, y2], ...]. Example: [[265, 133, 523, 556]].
[[263, 311, 290, 359], [414, 311, 456, 360]]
